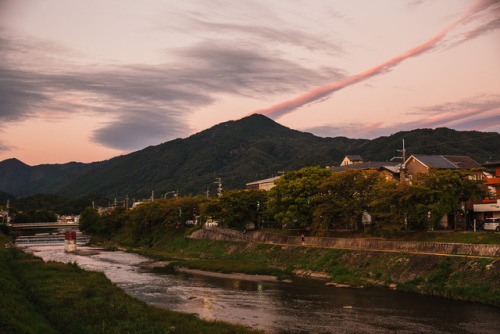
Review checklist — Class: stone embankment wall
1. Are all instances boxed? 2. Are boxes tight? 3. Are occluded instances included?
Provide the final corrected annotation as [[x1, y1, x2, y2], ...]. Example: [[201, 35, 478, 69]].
[[189, 228, 500, 257]]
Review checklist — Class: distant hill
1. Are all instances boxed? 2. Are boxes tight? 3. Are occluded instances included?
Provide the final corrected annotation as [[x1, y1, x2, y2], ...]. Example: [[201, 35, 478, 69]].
[[353, 127, 500, 162], [0, 158, 100, 198], [0, 114, 499, 198], [0, 190, 14, 204]]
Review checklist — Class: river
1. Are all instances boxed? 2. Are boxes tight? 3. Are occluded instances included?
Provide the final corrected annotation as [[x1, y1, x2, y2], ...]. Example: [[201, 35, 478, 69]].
[[20, 243, 499, 333]]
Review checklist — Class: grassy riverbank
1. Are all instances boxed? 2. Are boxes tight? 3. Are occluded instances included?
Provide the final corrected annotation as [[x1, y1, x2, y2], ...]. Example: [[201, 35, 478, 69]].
[[0, 233, 262, 333], [103, 226, 500, 307]]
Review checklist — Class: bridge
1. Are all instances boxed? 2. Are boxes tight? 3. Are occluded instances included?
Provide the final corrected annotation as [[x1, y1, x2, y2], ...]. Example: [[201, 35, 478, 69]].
[[15, 234, 90, 245], [9, 222, 79, 230]]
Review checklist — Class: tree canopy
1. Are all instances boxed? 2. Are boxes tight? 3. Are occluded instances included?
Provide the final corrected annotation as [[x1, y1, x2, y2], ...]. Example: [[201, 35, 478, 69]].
[[79, 167, 488, 237]]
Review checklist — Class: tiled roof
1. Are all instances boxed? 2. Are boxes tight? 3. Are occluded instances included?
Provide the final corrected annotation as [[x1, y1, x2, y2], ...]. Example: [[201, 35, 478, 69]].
[[442, 155, 482, 169], [409, 154, 481, 169], [330, 161, 400, 173], [410, 155, 457, 169]]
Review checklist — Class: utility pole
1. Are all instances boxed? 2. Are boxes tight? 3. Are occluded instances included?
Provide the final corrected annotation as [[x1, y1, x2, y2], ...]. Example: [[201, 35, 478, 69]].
[[151, 190, 154, 202], [206, 186, 210, 198], [391, 139, 408, 230], [215, 178, 223, 197], [391, 139, 407, 182], [5, 200, 9, 223]]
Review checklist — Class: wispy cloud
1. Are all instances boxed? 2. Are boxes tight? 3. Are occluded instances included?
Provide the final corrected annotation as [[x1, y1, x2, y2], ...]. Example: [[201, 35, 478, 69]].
[[0, 32, 342, 150], [252, 0, 500, 119], [186, 19, 344, 55], [303, 95, 500, 138]]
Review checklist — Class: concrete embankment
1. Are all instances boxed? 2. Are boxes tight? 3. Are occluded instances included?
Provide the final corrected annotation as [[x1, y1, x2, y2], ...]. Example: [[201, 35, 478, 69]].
[[189, 228, 500, 257]]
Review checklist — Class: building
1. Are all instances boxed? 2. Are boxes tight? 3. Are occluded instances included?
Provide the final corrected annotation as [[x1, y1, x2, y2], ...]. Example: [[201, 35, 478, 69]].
[[404, 155, 482, 176], [246, 176, 280, 191], [473, 161, 500, 221], [0, 210, 10, 224], [340, 155, 363, 166], [403, 154, 484, 230]]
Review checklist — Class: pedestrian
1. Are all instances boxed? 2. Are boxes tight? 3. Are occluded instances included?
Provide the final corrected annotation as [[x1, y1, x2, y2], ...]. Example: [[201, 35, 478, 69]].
[[301, 234, 305, 246]]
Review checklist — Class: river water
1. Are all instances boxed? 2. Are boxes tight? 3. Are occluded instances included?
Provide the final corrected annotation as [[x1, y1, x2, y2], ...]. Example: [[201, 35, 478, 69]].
[[21, 244, 499, 333]]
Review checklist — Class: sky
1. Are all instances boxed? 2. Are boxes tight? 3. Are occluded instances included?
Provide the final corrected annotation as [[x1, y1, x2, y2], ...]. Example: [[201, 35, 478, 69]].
[[0, 0, 499, 166]]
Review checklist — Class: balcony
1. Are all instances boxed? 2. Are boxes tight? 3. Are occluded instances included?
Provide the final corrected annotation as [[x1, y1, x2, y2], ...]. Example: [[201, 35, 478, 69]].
[[473, 199, 500, 213], [483, 177, 500, 185]]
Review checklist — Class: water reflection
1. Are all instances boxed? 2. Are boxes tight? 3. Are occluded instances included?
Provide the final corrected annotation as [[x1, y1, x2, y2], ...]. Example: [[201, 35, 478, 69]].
[[22, 245, 499, 333]]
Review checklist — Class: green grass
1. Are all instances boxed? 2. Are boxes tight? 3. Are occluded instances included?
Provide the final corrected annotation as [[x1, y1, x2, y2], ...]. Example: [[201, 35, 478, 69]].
[[0, 232, 262, 333]]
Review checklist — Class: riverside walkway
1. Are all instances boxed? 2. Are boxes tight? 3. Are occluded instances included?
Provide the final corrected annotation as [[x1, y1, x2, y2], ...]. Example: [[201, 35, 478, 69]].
[[191, 228, 500, 258]]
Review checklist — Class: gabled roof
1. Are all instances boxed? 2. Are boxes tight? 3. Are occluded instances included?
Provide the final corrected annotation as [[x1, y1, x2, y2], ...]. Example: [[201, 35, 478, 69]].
[[407, 154, 481, 169], [345, 155, 363, 161], [330, 161, 400, 173]]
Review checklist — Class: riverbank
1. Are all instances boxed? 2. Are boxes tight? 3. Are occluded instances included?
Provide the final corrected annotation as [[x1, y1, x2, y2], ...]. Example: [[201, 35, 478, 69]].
[[0, 233, 262, 333], [103, 227, 500, 307]]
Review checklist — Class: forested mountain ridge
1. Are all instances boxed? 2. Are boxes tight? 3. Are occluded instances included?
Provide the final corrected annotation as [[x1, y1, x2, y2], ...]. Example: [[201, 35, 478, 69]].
[[0, 158, 101, 198], [0, 114, 499, 199]]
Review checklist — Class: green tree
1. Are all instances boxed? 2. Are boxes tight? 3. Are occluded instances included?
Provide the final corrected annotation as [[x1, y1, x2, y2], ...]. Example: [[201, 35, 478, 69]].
[[12, 209, 57, 223], [371, 181, 435, 230], [315, 169, 387, 231], [413, 169, 485, 229], [267, 167, 331, 229], [79, 207, 100, 234], [199, 197, 222, 222], [218, 189, 268, 230], [13, 212, 34, 223]]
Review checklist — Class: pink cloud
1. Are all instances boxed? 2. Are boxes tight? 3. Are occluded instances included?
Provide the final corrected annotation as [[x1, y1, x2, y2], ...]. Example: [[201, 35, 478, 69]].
[[360, 122, 384, 133], [421, 108, 485, 126], [250, 0, 496, 119]]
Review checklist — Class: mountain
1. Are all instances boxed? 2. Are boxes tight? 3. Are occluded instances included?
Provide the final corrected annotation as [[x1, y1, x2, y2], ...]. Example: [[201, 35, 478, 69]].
[[0, 114, 499, 199], [0, 158, 101, 198]]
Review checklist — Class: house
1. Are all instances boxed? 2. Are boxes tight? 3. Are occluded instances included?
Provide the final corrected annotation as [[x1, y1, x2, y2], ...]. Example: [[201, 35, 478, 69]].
[[403, 154, 483, 230], [473, 161, 500, 221], [330, 161, 401, 181], [246, 176, 280, 191], [404, 154, 482, 176], [340, 155, 363, 166], [0, 210, 10, 224]]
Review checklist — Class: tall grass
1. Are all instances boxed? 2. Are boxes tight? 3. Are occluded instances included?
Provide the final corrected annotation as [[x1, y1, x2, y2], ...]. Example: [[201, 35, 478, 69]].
[[0, 232, 262, 333]]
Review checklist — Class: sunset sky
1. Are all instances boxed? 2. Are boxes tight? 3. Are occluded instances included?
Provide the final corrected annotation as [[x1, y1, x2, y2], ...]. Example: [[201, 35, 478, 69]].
[[1, 0, 499, 165]]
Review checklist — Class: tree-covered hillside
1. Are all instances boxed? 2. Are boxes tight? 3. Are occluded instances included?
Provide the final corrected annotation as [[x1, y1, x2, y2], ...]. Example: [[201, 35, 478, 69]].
[[0, 114, 499, 199]]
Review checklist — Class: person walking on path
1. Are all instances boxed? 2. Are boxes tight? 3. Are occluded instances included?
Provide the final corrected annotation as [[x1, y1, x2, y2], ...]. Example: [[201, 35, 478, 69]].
[[301, 234, 305, 246]]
